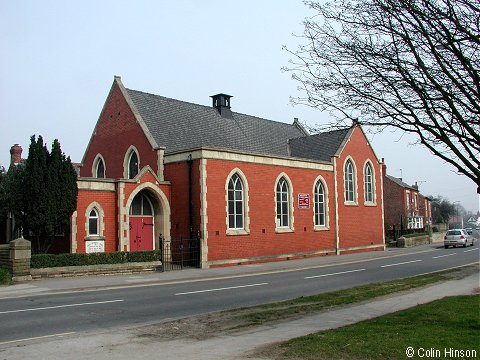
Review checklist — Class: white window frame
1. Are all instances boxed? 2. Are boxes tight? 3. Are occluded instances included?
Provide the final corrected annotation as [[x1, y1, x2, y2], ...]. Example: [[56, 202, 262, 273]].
[[85, 202, 105, 238], [344, 158, 357, 204], [225, 169, 250, 235], [275, 174, 294, 232], [313, 176, 329, 230], [227, 173, 244, 230], [364, 161, 375, 205]]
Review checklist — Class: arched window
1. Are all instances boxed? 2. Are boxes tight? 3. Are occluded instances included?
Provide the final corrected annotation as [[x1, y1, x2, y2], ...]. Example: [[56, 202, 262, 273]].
[[276, 177, 290, 228], [227, 173, 244, 229], [345, 159, 356, 202], [88, 208, 99, 236], [95, 158, 105, 178], [364, 162, 374, 203], [314, 180, 326, 226], [128, 150, 139, 179], [130, 192, 153, 216]]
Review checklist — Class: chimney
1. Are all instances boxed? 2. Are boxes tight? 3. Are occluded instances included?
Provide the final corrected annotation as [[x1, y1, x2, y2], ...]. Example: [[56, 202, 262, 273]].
[[10, 144, 23, 166], [211, 93, 233, 119], [381, 157, 387, 177]]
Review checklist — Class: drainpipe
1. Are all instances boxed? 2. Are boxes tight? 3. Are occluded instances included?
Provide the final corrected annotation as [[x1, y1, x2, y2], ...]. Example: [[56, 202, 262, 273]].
[[187, 154, 193, 239]]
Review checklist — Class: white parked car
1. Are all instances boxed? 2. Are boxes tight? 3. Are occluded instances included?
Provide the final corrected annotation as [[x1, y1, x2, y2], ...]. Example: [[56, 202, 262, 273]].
[[444, 229, 474, 248]]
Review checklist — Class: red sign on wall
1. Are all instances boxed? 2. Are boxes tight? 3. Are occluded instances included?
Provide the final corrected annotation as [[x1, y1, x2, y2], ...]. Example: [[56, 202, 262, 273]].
[[298, 193, 310, 209]]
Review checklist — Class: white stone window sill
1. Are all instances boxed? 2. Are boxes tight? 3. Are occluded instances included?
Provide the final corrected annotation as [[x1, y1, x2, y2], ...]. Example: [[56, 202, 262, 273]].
[[275, 227, 294, 234], [226, 229, 250, 236]]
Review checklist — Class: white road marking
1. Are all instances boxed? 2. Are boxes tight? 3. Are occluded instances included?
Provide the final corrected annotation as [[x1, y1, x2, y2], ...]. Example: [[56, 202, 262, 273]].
[[432, 253, 457, 259], [304, 268, 366, 279], [464, 248, 478, 253], [175, 282, 269, 296], [380, 259, 422, 268], [0, 299, 124, 315], [0, 332, 76, 345]]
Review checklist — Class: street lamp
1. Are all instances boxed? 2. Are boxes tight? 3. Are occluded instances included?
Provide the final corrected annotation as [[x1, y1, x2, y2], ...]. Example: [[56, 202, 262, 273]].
[[453, 201, 463, 228]]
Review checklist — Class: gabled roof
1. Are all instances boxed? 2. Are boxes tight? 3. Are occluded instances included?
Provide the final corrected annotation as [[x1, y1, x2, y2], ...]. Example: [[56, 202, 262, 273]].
[[126, 88, 307, 157], [287, 128, 352, 162], [385, 174, 417, 190]]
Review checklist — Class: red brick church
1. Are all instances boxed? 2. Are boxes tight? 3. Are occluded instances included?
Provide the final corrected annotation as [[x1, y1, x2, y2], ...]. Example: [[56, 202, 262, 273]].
[[71, 76, 385, 267]]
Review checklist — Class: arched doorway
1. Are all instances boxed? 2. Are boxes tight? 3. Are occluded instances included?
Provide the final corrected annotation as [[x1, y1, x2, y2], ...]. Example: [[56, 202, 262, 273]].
[[129, 191, 154, 251]]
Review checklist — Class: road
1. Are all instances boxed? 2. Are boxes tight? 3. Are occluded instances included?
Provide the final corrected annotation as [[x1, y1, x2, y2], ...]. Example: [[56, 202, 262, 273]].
[[0, 243, 478, 346]]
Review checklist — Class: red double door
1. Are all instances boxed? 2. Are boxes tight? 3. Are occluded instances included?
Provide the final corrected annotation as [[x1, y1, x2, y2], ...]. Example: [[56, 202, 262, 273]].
[[129, 216, 154, 251]]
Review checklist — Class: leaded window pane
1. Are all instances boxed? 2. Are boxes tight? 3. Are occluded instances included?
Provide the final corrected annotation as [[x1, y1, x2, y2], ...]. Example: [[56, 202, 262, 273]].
[[227, 173, 244, 229], [364, 163, 374, 202], [276, 177, 290, 227], [345, 161, 355, 202], [315, 181, 326, 226]]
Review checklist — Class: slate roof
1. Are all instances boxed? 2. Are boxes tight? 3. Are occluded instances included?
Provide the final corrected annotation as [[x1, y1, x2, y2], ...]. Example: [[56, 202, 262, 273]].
[[126, 89, 307, 157], [287, 128, 352, 162], [385, 174, 416, 190], [125, 86, 356, 163]]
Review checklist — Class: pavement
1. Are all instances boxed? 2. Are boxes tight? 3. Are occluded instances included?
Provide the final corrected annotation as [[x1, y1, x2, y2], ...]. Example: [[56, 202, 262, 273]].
[[0, 243, 479, 360], [0, 242, 456, 299]]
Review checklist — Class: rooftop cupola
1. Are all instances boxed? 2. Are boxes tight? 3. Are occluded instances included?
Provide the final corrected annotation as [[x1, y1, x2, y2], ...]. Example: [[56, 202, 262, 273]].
[[211, 93, 233, 118]]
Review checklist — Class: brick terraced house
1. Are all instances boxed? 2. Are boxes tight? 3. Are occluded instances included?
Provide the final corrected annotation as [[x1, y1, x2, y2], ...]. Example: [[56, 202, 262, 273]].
[[382, 164, 432, 232], [73, 76, 385, 267]]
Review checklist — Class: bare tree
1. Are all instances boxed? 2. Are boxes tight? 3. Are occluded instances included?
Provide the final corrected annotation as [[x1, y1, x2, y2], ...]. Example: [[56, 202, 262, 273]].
[[285, 0, 480, 192]]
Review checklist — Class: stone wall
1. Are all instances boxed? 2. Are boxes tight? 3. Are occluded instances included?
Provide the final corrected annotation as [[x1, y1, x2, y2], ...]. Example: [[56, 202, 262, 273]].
[[397, 234, 432, 247]]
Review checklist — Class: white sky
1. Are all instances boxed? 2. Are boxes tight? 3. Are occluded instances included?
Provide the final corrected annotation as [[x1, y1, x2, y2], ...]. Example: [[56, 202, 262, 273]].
[[1, 0, 478, 213]]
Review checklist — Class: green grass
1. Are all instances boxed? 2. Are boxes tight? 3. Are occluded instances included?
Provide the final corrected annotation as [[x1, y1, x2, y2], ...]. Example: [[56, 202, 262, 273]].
[[231, 268, 467, 327], [277, 295, 480, 360], [0, 267, 12, 285]]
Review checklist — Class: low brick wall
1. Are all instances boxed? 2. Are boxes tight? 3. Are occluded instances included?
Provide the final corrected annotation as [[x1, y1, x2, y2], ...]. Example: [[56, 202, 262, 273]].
[[397, 235, 432, 248], [31, 261, 162, 279]]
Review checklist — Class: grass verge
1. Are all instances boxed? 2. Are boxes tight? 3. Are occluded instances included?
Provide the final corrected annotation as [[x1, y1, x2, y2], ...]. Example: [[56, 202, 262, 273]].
[[140, 265, 478, 341], [272, 295, 480, 360], [231, 265, 476, 328], [0, 267, 12, 285]]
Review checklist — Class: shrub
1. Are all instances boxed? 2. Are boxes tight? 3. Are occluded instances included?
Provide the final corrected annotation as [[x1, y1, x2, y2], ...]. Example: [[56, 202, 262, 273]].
[[0, 267, 12, 285], [30, 250, 161, 269]]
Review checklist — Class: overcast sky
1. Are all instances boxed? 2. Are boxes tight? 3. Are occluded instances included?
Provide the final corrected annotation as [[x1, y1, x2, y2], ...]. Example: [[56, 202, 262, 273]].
[[1, 1, 478, 213]]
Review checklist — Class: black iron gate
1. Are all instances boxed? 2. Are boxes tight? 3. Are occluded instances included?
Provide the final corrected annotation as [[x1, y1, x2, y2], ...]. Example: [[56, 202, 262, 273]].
[[160, 234, 201, 271]]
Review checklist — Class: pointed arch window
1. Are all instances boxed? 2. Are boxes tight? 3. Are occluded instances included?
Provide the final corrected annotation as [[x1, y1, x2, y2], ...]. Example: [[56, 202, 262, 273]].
[[228, 173, 244, 229], [128, 150, 139, 179], [88, 208, 99, 236], [130, 192, 153, 216], [364, 162, 374, 203], [345, 159, 356, 202], [95, 158, 105, 178], [276, 177, 290, 228], [314, 180, 326, 226]]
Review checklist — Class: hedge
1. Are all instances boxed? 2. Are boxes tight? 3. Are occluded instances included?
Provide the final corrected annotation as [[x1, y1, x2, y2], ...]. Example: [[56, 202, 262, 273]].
[[31, 250, 161, 269], [0, 267, 12, 285]]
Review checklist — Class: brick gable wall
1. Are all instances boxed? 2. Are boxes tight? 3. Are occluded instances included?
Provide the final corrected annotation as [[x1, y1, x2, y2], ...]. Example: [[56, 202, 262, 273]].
[[335, 127, 385, 251], [80, 81, 157, 179]]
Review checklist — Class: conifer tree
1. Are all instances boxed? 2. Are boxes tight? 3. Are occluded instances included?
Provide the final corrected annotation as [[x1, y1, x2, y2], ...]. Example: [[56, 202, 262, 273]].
[[5, 136, 78, 253]]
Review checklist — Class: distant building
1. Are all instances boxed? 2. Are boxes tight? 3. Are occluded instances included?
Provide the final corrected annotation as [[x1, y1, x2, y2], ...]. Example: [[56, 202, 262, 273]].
[[382, 162, 432, 232]]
